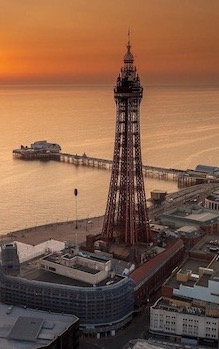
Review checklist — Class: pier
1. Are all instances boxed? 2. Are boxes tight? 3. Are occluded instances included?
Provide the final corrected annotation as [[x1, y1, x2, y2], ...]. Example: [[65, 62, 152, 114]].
[[12, 147, 219, 186], [60, 153, 184, 179], [12, 148, 184, 180]]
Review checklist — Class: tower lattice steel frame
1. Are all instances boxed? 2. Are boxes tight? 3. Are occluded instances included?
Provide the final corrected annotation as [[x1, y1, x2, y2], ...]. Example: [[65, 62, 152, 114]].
[[102, 35, 151, 245]]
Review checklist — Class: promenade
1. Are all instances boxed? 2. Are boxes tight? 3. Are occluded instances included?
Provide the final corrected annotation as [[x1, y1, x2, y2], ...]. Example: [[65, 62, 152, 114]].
[[2, 182, 217, 247], [1, 216, 104, 246]]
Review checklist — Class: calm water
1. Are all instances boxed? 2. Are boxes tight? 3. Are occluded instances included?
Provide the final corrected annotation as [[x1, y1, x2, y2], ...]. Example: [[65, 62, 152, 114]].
[[1, 84, 219, 235]]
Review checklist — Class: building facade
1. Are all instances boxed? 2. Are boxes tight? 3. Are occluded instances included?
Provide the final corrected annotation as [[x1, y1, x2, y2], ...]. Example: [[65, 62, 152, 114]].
[[0, 237, 185, 336], [151, 248, 219, 346], [150, 297, 219, 346], [0, 248, 134, 336]]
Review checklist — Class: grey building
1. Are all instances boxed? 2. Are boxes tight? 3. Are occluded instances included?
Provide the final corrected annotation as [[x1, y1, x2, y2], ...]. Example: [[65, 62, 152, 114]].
[[0, 243, 134, 336], [0, 302, 79, 348], [160, 205, 219, 233]]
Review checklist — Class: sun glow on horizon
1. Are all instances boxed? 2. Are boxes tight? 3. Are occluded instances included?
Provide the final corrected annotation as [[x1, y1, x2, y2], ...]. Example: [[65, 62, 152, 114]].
[[1, 0, 219, 85]]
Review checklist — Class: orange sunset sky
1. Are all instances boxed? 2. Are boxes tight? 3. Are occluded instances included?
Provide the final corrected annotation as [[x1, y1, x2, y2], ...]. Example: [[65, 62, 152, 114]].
[[1, 0, 219, 85]]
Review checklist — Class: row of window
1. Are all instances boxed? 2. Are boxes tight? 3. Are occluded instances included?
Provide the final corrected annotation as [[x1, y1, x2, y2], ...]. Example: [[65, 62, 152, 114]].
[[152, 319, 218, 338], [1, 282, 133, 324]]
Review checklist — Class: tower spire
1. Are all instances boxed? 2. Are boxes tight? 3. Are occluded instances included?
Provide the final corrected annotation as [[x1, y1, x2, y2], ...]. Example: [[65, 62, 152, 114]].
[[123, 29, 134, 68], [127, 28, 131, 51]]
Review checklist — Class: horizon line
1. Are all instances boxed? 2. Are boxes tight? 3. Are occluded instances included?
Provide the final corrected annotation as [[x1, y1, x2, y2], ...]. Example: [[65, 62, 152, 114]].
[[1, 82, 219, 88]]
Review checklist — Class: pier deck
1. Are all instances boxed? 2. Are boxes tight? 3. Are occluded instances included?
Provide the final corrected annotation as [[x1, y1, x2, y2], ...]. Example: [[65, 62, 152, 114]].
[[12, 148, 219, 185], [12, 148, 184, 179]]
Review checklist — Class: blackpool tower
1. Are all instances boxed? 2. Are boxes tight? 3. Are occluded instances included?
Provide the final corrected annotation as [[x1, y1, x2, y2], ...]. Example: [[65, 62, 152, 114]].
[[101, 35, 151, 246]]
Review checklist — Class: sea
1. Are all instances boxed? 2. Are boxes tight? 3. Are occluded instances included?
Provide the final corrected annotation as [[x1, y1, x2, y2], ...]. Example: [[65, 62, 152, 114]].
[[1, 84, 219, 236]]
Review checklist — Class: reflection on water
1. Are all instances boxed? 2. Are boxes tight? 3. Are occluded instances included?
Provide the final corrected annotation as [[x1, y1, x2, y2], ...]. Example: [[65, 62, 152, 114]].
[[1, 85, 219, 234]]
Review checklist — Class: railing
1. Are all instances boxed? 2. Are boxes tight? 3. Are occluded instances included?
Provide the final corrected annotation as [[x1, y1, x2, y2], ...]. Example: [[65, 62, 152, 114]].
[[13, 149, 219, 185], [59, 153, 185, 178]]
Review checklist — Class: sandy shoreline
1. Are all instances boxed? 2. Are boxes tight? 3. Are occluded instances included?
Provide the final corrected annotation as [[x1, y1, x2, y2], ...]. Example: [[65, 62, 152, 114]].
[[1, 216, 104, 246]]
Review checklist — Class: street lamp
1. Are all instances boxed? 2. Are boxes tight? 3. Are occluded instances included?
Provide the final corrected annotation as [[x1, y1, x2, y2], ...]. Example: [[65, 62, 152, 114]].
[[74, 188, 78, 229]]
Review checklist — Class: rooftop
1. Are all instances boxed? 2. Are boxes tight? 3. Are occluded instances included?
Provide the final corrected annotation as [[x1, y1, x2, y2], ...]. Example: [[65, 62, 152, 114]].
[[165, 258, 210, 289], [0, 302, 78, 349], [191, 232, 219, 257], [161, 205, 219, 226], [206, 193, 219, 202], [20, 248, 126, 288], [152, 297, 206, 317], [131, 238, 184, 286], [164, 232, 219, 292]]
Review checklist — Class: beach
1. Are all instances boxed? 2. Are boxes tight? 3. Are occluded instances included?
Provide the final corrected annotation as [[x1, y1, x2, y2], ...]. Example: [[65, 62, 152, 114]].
[[1, 216, 104, 247]]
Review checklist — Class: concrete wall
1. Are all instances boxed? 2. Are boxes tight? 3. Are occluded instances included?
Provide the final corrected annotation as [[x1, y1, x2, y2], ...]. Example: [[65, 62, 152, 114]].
[[40, 258, 108, 285]]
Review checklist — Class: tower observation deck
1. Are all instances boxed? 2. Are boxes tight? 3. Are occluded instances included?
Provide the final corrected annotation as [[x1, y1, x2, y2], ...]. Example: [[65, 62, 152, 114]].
[[101, 35, 151, 246]]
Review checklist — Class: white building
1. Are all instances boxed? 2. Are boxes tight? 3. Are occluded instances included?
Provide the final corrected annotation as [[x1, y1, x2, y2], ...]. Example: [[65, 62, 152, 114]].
[[150, 297, 219, 345], [150, 254, 219, 346]]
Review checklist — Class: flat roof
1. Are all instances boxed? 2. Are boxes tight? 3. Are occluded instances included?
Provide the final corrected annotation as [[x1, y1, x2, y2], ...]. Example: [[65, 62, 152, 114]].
[[164, 232, 219, 290], [176, 226, 198, 234], [34, 268, 124, 288], [43, 251, 110, 265], [187, 211, 219, 222], [0, 302, 78, 349], [206, 194, 219, 202], [8, 316, 44, 341], [161, 206, 219, 224], [73, 263, 99, 274], [165, 258, 210, 290], [182, 257, 210, 274], [152, 297, 206, 317], [196, 273, 211, 288], [20, 248, 128, 287], [191, 232, 219, 257]]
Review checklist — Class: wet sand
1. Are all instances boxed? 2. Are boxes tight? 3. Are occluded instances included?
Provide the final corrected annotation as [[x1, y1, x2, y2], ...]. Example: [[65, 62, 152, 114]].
[[1, 216, 104, 246]]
